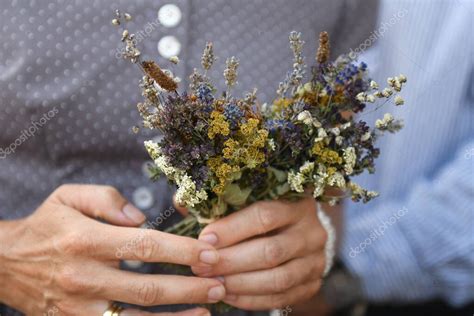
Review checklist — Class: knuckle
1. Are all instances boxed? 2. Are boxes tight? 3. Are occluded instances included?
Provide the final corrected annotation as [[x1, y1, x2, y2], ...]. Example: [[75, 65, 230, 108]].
[[132, 233, 159, 261], [314, 256, 326, 276], [264, 239, 286, 267], [269, 294, 285, 309], [304, 281, 322, 301], [55, 266, 88, 294], [102, 185, 120, 198], [132, 281, 162, 306], [59, 231, 97, 255], [55, 301, 77, 316], [309, 227, 328, 251], [319, 227, 328, 247], [256, 203, 277, 233], [55, 184, 71, 194], [273, 269, 294, 292], [186, 278, 207, 302], [57, 231, 83, 255], [52, 184, 73, 200]]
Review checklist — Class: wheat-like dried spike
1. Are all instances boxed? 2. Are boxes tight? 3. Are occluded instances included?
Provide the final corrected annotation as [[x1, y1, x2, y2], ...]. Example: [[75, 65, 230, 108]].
[[316, 31, 330, 64], [141, 60, 177, 92]]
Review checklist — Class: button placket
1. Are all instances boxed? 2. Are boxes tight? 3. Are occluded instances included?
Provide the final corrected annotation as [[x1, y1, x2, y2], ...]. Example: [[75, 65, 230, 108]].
[[156, 3, 183, 59]]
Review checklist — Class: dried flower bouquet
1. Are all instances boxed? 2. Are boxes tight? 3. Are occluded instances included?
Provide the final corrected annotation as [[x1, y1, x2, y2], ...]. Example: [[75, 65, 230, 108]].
[[112, 11, 407, 238]]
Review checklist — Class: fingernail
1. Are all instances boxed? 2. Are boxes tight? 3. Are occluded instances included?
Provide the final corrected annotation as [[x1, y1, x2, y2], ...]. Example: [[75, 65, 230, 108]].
[[214, 276, 225, 284], [122, 203, 146, 224], [199, 233, 218, 245], [199, 250, 219, 265], [208, 285, 226, 301], [224, 294, 238, 302]]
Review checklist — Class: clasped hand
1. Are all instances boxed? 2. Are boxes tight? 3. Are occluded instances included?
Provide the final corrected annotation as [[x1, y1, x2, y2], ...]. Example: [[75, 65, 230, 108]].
[[181, 195, 328, 310]]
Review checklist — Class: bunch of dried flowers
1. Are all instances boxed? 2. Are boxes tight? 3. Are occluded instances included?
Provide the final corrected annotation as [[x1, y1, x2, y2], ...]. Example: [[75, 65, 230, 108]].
[[112, 13, 407, 236]]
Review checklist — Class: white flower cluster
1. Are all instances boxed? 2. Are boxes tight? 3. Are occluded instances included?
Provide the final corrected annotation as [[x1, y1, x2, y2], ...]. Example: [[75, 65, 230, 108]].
[[343, 147, 356, 175], [288, 161, 315, 193], [144, 140, 208, 207], [288, 160, 351, 200], [349, 182, 379, 202], [327, 171, 345, 188], [375, 113, 394, 129], [175, 174, 208, 207], [268, 138, 276, 151], [297, 110, 322, 128], [356, 74, 407, 106]]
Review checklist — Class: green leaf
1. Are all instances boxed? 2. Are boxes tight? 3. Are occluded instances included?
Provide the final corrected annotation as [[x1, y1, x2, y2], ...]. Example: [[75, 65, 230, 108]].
[[231, 171, 242, 181], [223, 184, 252, 206], [276, 183, 290, 195], [268, 167, 287, 182], [211, 198, 228, 217]]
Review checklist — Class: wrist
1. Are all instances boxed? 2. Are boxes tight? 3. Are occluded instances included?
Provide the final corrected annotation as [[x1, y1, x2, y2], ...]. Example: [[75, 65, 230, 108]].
[[0, 219, 25, 284]]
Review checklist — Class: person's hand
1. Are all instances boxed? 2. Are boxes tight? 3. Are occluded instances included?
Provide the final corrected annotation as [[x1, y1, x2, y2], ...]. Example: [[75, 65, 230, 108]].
[[0, 184, 224, 316], [191, 196, 328, 310]]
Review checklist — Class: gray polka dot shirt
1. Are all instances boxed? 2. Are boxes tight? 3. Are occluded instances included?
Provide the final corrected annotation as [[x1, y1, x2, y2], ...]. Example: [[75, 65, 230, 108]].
[[0, 0, 376, 314]]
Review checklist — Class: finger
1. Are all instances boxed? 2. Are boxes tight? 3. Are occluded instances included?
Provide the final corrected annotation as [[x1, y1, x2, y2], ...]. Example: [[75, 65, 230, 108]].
[[121, 307, 210, 316], [222, 255, 325, 295], [223, 280, 322, 311], [98, 268, 226, 306], [88, 223, 220, 266], [53, 184, 146, 226], [80, 300, 210, 316], [192, 229, 310, 276], [172, 194, 189, 217], [198, 198, 312, 248]]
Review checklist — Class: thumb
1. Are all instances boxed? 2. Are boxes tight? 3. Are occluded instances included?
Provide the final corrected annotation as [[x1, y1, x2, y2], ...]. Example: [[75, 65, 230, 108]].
[[52, 184, 146, 227]]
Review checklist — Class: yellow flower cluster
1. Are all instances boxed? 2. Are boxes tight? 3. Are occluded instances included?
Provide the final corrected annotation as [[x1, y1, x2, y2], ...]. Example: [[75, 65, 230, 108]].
[[312, 142, 343, 165], [240, 118, 259, 136], [207, 157, 240, 194], [293, 82, 350, 108], [231, 119, 268, 168], [208, 111, 230, 139], [208, 117, 269, 195], [272, 98, 292, 113]]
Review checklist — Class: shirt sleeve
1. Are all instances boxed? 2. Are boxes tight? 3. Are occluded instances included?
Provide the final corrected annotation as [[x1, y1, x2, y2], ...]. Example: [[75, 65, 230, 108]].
[[340, 139, 474, 307]]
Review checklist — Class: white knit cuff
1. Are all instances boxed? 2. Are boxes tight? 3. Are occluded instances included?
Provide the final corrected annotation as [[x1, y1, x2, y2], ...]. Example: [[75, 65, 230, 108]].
[[316, 202, 336, 277]]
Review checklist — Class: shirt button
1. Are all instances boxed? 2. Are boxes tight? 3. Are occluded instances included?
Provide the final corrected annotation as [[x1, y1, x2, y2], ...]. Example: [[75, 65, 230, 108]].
[[158, 4, 182, 28], [133, 186, 154, 210], [157, 36, 181, 58]]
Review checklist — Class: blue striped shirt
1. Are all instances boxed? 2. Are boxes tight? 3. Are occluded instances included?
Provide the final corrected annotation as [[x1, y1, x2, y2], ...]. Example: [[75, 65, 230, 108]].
[[341, 0, 474, 307]]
